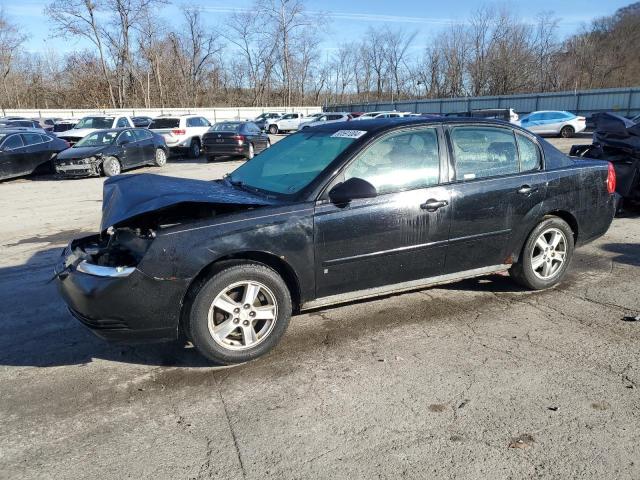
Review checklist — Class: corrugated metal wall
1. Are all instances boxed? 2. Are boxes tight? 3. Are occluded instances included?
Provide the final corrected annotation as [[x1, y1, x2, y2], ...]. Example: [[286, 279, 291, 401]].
[[325, 87, 640, 117]]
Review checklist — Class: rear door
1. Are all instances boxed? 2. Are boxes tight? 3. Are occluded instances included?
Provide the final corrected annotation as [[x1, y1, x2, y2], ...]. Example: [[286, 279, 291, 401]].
[[314, 126, 451, 298], [20, 132, 51, 173], [444, 124, 546, 273], [132, 129, 155, 162]]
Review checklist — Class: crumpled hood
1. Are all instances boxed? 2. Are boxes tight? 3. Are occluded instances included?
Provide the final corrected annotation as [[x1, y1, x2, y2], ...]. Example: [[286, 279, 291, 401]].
[[593, 112, 640, 153], [56, 145, 109, 160], [100, 173, 279, 231]]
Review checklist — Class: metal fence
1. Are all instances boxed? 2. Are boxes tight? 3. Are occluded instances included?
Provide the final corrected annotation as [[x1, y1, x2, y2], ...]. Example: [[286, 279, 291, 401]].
[[0, 106, 322, 121], [325, 87, 640, 118]]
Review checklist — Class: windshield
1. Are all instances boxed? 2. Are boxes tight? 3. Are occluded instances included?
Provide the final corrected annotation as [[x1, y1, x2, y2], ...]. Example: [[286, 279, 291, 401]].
[[211, 122, 242, 132], [74, 117, 114, 129], [74, 131, 118, 148], [228, 130, 357, 195]]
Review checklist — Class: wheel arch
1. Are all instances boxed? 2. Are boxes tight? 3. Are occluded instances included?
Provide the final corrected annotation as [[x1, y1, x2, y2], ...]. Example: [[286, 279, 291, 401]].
[[179, 250, 302, 339], [543, 210, 579, 242]]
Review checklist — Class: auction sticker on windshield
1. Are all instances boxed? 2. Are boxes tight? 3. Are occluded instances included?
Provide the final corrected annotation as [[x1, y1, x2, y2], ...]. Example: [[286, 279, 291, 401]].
[[331, 130, 367, 139]]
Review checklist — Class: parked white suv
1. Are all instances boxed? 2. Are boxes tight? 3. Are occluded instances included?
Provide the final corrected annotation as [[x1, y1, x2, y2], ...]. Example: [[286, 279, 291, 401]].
[[57, 115, 134, 146], [149, 114, 212, 158], [266, 113, 306, 134]]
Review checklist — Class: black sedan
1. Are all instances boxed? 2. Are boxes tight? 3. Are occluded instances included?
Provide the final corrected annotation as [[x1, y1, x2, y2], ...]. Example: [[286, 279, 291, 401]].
[[0, 129, 69, 181], [202, 121, 270, 161], [54, 128, 168, 177], [56, 118, 616, 364]]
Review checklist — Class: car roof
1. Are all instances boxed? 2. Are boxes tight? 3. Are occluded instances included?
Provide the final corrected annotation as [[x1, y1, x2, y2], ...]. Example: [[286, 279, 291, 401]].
[[310, 116, 518, 135], [0, 127, 47, 133]]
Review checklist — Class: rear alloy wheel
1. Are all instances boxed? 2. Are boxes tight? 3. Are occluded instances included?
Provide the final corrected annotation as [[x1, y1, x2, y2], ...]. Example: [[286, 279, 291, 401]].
[[510, 217, 574, 290], [102, 156, 121, 177], [188, 263, 292, 364], [268, 125, 278, 135], [247, 143, 255, 159], [189, 139, 201, 158], [560, 125, 575, 138], [154, 148, 167, 167]]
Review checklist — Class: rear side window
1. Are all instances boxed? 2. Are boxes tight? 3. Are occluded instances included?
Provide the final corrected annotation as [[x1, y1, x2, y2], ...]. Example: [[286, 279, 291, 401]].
[[133, 129, 153, 141], [451, 126, 519, 180], [516, 134, 541, 171], [149, 118, 180, 129], [345, 127, 440, 194], [21, 133, 43, 146], [2, 134, 24, 149]]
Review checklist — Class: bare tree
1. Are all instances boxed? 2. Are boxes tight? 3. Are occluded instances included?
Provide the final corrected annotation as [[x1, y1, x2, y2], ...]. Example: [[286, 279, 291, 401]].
[[0, 9, 27, 109]]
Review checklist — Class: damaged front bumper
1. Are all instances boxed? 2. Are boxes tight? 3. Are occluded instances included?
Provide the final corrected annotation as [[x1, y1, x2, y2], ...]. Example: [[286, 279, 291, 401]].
[[55, 158, 101, 177], [54, 234, 189, 344]]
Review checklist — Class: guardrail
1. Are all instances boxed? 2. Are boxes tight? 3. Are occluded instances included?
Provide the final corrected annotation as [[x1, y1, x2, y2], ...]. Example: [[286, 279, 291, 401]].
[[0, 106, 322, 121], [325, 87, 640, 118]]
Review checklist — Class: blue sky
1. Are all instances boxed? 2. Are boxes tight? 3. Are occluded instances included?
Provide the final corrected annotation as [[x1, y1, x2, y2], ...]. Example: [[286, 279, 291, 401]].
[[4, 0, 633, 55]]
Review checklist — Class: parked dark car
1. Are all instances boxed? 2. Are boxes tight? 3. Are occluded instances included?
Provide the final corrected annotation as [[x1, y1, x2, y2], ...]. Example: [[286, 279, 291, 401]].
[[253, 112, 283, 131], [53, 119, 78, 133], [0, 119, 43, 130], [202, 121, 270, 161], [54, 128, 168, 177], [55, 118, 616, 364], [0, 129, 70, 181], [132, 116, 153, 128], [571, 112, 640, 207]]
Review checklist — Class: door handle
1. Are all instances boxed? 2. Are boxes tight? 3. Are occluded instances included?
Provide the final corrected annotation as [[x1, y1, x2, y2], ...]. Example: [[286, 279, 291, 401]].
[[517, 185, 538, 195], [420, 199, 449, 212]]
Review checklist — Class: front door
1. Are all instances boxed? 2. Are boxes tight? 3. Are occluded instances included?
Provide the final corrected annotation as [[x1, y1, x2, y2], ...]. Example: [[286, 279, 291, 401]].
[[444, 125, 547, 273], [0, 134, 28, 179], [314, 126, 451, 298]]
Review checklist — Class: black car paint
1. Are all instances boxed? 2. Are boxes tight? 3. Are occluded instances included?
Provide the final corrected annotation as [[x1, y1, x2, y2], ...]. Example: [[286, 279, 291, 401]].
[[54, 128, 168, 177], [56, 118, 616, 343], [202, 122, 270, 159], [0, 130, 69, 181]]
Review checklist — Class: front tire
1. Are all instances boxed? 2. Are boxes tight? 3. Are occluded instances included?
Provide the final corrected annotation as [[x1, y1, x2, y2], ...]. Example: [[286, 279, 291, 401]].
[[268, 125, 278, 135], [560, 125, 575, 138], [102, 156, 121, 177], [510, 217, 574, 290], [188, 263, 292, 365]]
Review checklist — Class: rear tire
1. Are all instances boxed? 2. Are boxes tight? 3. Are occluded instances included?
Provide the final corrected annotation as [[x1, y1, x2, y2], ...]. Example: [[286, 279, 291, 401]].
[[247, 143, 255, 159], [188, 263, 292, 365], [560, 125, 575, 138], [102, 156, 121, 177], [509, 217, 574, 290], [268, 125, 278, 135], [189, 139, 201, 158], [154, 148, 167, 167]]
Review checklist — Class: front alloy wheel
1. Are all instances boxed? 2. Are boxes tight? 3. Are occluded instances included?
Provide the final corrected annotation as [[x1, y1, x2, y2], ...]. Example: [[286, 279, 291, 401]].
[[188, 263, 292, 364], [208, 281, 277, 351], [154, 148, 167, 167]]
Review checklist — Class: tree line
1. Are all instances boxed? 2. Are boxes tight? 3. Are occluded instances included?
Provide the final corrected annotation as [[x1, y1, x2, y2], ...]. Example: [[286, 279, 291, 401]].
[[0, 0, 639, 110]]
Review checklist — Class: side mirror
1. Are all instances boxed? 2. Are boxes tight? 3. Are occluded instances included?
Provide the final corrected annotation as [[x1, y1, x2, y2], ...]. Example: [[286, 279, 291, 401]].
[[329, 177, 377, 205]]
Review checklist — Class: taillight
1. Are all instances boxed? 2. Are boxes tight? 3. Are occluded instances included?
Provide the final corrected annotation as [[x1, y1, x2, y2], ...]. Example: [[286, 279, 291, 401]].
[[607, 162, 616, 194], [233, 135, 245, 145], [577, 116, 586, 122], [171, 129, 186, 135]]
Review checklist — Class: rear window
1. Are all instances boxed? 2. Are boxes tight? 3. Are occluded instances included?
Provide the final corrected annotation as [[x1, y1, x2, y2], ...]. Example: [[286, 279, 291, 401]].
[[211, 122, 241, 132], [149, 118, 180, 129]]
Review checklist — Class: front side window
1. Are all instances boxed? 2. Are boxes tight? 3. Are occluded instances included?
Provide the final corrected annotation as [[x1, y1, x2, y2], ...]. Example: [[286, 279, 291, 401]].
[[2, 134, 24, 150], [451, 126, 519, 180], [228, 130, 357, 195], [344, 127, 440, 194], [281, 114, 296, 120]]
